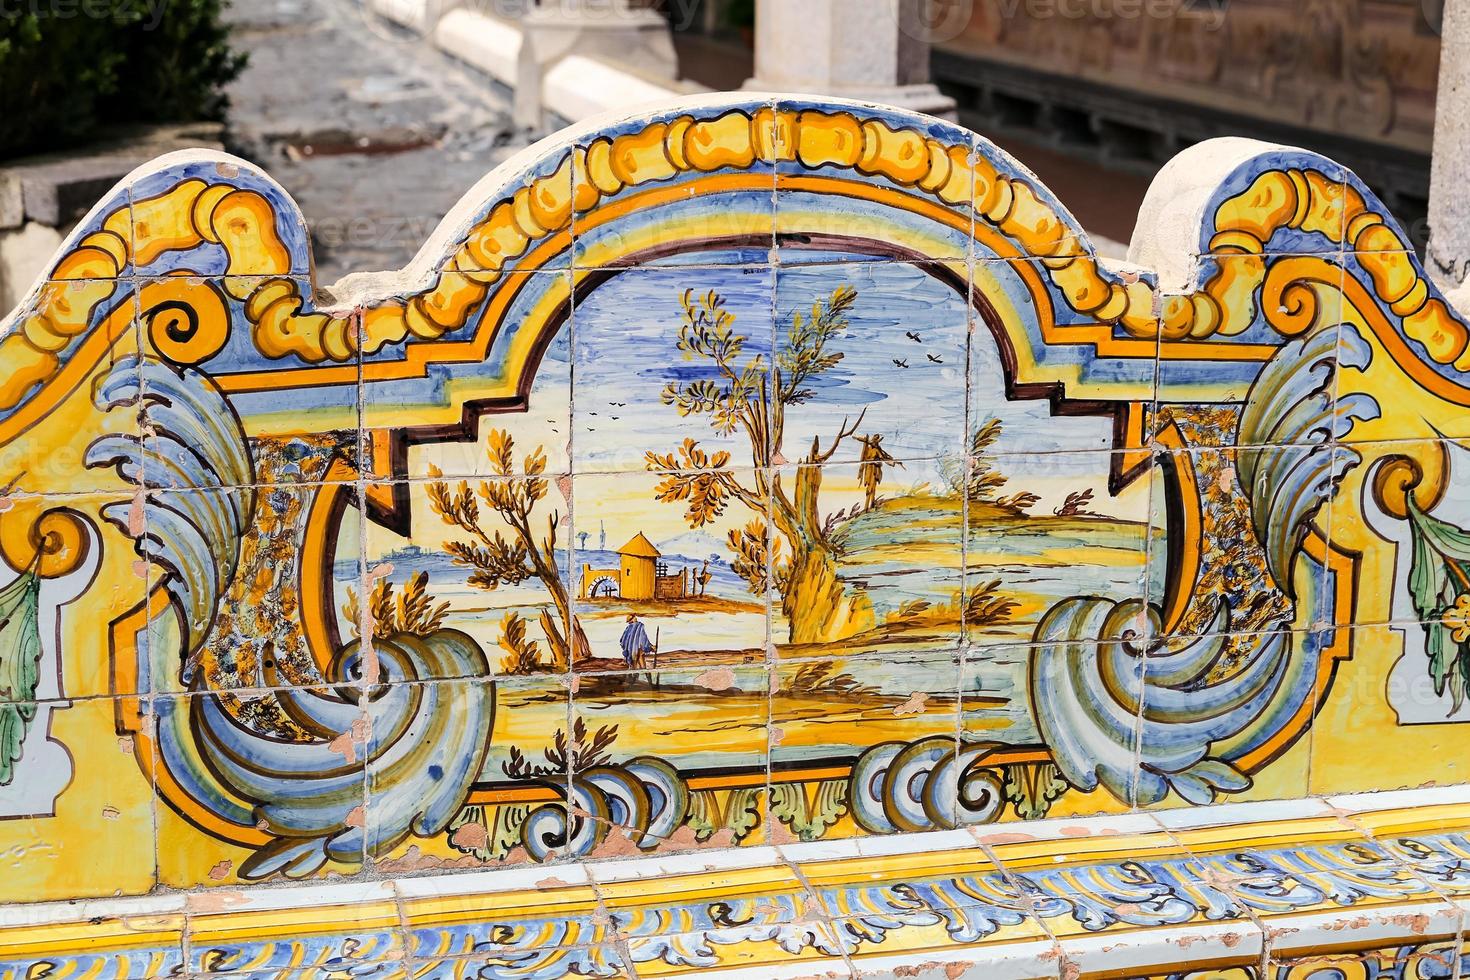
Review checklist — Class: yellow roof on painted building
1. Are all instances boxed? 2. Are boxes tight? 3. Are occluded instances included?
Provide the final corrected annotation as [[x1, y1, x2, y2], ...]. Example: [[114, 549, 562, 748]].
[[618, 533, 661, 558]]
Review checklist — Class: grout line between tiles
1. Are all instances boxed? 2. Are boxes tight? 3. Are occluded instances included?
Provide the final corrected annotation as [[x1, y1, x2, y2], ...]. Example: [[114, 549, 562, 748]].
[[969, 837, 1068, 979]]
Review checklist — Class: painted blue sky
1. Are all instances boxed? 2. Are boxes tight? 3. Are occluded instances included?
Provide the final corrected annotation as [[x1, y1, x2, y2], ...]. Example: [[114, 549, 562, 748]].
[[564, 251, 1116, 475]]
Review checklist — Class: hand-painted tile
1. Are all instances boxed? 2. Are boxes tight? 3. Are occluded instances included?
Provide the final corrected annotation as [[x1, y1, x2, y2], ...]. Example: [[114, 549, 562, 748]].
[[8, 90, 1470, 971], [571, 468, 770, 673], [1317, 437, 1470, 764], [773, 98, 975, 265], [965, 450, 1154, 650], [572, 99, 777, 271], [438, 145, 575, 275], [185, 878, 404, 975], [422, 946, 633, 979], [125, 152, 313, 280], [134, 484, 363, 697], [572, 263, 775, 475], [1154, 261, 1348, 447], [399, 864, 607, 960], [0, 695, 157, 902], [0, 281, 143, 498], [625, 923, 850, 977], [362, 476, 572, 681], [366, 678, 499, 876], [789, 831, 1056, 968], [596, 853, 818, 948], [969, 264, 1136, 459], [773, 648, 961, 840], [134, 274, 362, 489], [1156, 808, 1451, 930], [1266, 943, 1463, 980], [0, 493, 147, 701], [1323, 790, 1470, 908], [961, 642, 1138, 825], [1325, 439, 1470, 631], [0, 898, 185, 979], [360, 270, 575, 480], [569, 664, 771, 855], [1333, 252, 1470, 445], [766, 457, 964, 662], [773, 259, 969, 465], [465, 673, 574, 860], [1136, 638, 1332, 820], [152, 689, 368, 889], [1059, 920, 1264, 980], [1308, 625, 1470, 795], [980, 813, 1251, 939], [1146, 445, 1339, 643]]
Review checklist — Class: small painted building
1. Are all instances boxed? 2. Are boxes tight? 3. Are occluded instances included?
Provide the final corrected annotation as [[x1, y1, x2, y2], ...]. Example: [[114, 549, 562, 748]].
[[580, 532, 691, 602], [617, 533, 659, 600]]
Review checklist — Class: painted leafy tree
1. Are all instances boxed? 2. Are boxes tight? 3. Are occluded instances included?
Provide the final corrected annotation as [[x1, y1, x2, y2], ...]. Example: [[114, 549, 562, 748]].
[[427, 430, 590, 670], [0, 570, 41, 787], [1406, 498, 1470, 710], [647, 286, 876, 644]]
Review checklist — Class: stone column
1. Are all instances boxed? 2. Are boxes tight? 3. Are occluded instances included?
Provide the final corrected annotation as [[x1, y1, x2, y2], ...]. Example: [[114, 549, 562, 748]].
[[1430, 0, 1470, 288], [515, 0, 680, 129], [742, 0, 957, 120]]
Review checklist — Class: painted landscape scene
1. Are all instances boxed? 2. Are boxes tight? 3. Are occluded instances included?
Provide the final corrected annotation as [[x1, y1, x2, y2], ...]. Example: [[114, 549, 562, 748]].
[[344, 253, 1158, 773]]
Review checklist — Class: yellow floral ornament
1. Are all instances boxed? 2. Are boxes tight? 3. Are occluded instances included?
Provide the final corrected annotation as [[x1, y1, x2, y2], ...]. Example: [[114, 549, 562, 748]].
[[1443, 594, 1470, 644]]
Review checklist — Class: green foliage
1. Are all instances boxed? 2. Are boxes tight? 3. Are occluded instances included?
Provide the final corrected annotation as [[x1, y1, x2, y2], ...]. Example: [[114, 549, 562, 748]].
[[0, 1, 245, 158], [686, 785, 761, 844], [770, 780, 847, 841], [1406, 499, 1470, 710], [720, 0, 756, 31], [0, 571, 41, 786], [1002, 762, 1069, 821], [776, 285, 855, 406], [662, 289, 767, 438]]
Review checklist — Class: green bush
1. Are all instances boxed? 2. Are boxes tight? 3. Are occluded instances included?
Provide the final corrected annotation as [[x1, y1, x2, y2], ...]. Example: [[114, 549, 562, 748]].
[[0, 1, 246, 159]]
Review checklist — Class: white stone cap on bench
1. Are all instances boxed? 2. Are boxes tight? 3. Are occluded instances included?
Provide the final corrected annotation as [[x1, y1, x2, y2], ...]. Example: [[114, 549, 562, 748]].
[[1, 785, 1466, 978]]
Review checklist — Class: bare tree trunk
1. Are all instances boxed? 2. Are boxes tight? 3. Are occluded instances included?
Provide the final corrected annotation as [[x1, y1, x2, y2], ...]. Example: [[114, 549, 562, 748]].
[[536, 567, 590, 669], [774, 463, 872, 644], [782, 544, 872, 644]]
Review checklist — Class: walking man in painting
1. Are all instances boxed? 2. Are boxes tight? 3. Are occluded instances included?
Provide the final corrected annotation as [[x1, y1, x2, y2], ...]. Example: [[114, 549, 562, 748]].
[[620, 613, 655, 669]]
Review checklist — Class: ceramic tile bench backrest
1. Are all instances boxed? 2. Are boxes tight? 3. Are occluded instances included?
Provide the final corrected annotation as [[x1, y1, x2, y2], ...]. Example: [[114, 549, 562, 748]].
[[0, 93, 1465, 926]]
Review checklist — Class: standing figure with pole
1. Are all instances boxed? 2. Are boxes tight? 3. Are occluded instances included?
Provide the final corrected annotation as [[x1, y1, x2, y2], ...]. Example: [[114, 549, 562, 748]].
[[620, 613, 656, 680]]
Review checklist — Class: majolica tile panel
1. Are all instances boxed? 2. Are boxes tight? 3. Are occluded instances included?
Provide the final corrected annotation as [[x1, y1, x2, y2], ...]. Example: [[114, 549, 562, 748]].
[[0, 92, 1468, 954]]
